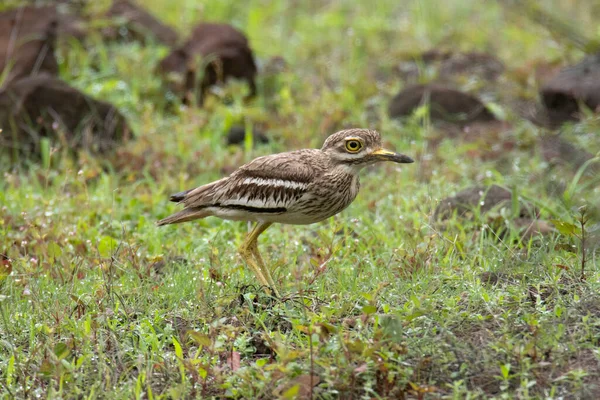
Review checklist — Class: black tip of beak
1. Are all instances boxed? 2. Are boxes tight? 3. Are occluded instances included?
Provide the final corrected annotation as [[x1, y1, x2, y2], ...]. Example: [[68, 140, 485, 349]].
[[396, 154, 414, 163]]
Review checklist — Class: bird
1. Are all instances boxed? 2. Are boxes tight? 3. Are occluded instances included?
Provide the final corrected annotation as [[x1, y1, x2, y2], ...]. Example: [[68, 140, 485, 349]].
[[157, 128, 414, 296]]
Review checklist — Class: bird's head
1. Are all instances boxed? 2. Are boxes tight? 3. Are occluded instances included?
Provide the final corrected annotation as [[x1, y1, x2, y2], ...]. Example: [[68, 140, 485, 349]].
[[321, 128, 414, 170]]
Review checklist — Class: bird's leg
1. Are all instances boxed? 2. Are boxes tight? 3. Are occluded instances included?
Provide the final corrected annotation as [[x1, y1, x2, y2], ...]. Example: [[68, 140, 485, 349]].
[[247, 222, 279, 296], [239, 230, 269, 291], [239, 222, 278, 296]]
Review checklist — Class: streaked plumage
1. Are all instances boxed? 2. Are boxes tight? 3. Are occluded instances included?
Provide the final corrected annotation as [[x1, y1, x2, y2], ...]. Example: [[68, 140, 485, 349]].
[[158, 128, 414, 296]]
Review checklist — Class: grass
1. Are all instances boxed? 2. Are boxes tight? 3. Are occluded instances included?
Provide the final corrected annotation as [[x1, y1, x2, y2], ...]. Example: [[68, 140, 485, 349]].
[[1, 0, 600, 398]]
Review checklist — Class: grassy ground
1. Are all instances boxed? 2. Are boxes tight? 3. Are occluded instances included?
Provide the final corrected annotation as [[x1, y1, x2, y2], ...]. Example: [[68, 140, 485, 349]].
[[1, 0, 600, 398]]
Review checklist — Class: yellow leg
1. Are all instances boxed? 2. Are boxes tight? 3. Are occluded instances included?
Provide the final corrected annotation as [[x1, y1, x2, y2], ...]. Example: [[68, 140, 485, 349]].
[[248, 222, 279, 296], [239, 238, 270, 290], [239, 222, 278, 296]]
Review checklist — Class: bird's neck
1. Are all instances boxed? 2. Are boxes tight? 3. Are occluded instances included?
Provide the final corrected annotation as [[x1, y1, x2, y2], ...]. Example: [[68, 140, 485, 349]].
[[329, 161, 364, 176]]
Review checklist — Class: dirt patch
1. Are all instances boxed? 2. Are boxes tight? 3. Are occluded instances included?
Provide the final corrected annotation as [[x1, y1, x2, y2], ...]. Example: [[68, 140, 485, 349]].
[[397, 50, 505, 82], [428, 120, 517, 160], [439, 52, 505, 81], [434, 185, 539, 221], [225, 125, 269, 146], [157, 23, 257, 105], [433, 185, 555, 241], [388, 84, 496, 124], [0, 75, 131, 160], [103, 0, 179, 46], [538, 134, 598, 174], [0, 6, 59, 86], [540, 53, 600, 124]]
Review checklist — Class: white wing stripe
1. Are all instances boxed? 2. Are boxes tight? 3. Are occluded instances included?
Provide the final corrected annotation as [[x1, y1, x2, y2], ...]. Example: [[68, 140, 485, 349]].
[[223, 197, 286, 208], [242, 177, 309, 190]]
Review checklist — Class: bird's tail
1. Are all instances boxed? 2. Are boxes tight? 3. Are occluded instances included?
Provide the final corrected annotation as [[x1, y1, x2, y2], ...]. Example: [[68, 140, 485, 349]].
[[156, 207, 210, 226], [169, 190, 191, 202]]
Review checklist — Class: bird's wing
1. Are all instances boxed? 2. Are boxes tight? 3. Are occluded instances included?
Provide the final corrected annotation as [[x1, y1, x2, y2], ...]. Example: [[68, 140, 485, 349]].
[[212, 150, 324, 210], [232, 149, 320, 183], [175, 149, 324, 211], [178, 177, 229, 208]]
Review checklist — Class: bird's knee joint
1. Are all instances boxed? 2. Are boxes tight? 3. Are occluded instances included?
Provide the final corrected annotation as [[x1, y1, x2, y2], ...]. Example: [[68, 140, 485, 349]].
[[238, 243, 251, 257]]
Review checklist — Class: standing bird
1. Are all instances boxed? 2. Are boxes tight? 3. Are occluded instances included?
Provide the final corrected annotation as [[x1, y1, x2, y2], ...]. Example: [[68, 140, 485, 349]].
[[157, 128, 414, 296]]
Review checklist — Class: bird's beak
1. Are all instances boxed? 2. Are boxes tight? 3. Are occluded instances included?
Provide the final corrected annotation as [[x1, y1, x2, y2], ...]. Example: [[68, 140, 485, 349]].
[[371, 148, 414, 163]]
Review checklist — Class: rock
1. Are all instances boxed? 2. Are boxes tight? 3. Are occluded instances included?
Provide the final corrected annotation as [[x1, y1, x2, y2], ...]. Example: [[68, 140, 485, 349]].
[[0, 75, 131, 160], [388, 84, 496, 124], [438, 52, 505, 81], [0, 6, 59, 87], [157, 23, 257, 105], [225, 126, 269, 146], [397, 50, 505, 83], [262, 55, 288, 75], [434, 185, 538, 221], [515, 98, 568, 129], [541, 53, 600, 124], [479, 271, 526, 285], [262, 56, 288, 112], [427, 120, 516, 161], [55, 11, 88, 41], [539, 134, 598, 174], [513, 218, 556, 240], [103, 0, 179, 46]]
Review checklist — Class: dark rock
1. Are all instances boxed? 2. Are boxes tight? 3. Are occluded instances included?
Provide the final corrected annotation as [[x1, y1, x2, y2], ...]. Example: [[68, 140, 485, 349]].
[[249, 333, 273, 356], [541, 53, 600, 123], [262, 55, 288, 75], [55, 11, 87, 41], [515, 99, 568, 129], [479, 271, 526, 285], [157, 23, 257, 105], [539, 134, 598, 173], [0, 6, 59, 87], [0, 75, 131, 160], [225, 125, 269, 146], [103, 0, 179, 46], [397, 50, 505, 83], [439, 52, 505, 81], [513, 218, 556, 240], [262, 56, 288, 112], [388, 84, 496, 124], [427, 120, 516, 161], [434, 185, 538, 221]]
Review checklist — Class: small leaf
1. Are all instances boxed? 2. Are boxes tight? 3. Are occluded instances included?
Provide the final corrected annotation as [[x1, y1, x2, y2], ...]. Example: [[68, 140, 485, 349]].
[[173, 337, 183, 359], [405, 310, 425, 322], [0, 255, 12, 282], [40, 358, 54, 376], [550, 220, 578, 236], [293, 324, 309, 334], [282, 375, 321, 399], [187, 331, 211, 348], [98, 236, 118, 258], [362, 305, 377, 314], [360, 292, 373, 301], [500, 363, 511, 379], [172, 336, 185, 383], [6, 354, 14, 386], [47, 242, 63, 259], [54, 342, 69, 360], [256, 358, 269, 367], [41, 137, 51, 170], [282, 384, 300, 399]]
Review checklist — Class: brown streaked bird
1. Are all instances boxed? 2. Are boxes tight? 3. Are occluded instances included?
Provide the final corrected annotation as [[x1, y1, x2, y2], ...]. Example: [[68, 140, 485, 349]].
[[157, 128, 414, 296]]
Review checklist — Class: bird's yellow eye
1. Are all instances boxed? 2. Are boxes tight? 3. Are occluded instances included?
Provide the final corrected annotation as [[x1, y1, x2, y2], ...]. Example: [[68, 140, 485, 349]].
[[345, 139, 363, 153]]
